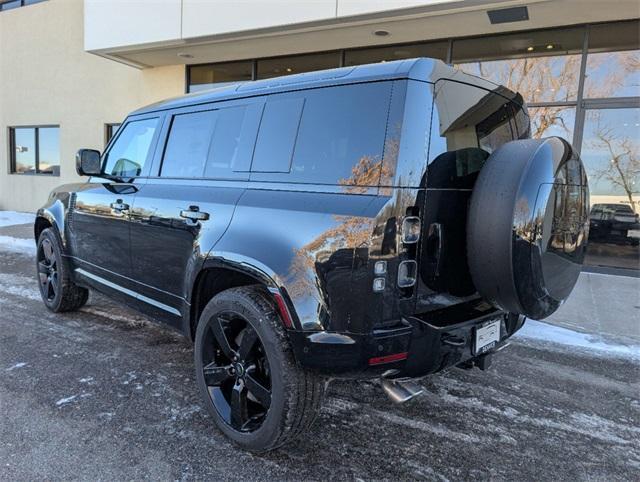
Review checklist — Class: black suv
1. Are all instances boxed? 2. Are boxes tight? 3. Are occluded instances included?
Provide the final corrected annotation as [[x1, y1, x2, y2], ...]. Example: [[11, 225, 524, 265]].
[[35, 58, 589, 451]]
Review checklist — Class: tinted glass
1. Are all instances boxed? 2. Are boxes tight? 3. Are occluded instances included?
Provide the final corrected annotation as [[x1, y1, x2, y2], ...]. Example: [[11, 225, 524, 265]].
[[453, 27, 584, 103], [105, 123, 121, 145], [585, 21, 640, 99], [427, 81, 523, 189], [256, 52, 340, 79], [104, 118, 158, 177], [162, 111, 216, 178], [12, 128, 35, 174], [345, 41, 448, 66], [189, 61, 253, 92], [1, 1, 21, 10], [251, 98, 304, 173], [582, 108, 639, 270], [290, 82, 392, 186], [476, 103, 514, 153], [528, 106, 575, 140], [205, 104, 261, 178], [38, 127, 60, 175]]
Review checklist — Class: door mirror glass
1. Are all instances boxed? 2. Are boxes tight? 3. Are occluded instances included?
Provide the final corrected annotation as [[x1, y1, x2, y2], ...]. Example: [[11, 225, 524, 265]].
[[75, 149, 102, 176]]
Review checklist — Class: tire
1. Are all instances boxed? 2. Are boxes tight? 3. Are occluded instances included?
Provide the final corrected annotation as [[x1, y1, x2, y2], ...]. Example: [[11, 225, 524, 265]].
[[194, 285, 325, 452], [36, 228, 89, 312], [467, 137, 589, 320]]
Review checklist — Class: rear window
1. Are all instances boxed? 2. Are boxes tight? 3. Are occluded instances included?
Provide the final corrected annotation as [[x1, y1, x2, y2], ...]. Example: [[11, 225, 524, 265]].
[[426, 80, 529, 188], [250, 82, 392, 187]]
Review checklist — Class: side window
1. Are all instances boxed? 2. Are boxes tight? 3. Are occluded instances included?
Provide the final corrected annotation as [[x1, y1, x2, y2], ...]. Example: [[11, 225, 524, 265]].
[[103, 118, 159, 177], [251, 98, 304, 173], [204, 103, 262, 177], [290, 82, 391, 186], [161, 110, 217, 178], [250, 83, 392, 187]]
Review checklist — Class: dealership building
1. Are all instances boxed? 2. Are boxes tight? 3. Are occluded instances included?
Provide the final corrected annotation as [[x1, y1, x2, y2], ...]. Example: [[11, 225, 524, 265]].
[[0, 0, 638, 271]]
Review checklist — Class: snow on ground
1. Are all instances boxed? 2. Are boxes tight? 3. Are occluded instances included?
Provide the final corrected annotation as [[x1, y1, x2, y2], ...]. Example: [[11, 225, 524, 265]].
[[0, 235, 35, 256], [0, 211, 34, 228], [515, 318, 640, 359]]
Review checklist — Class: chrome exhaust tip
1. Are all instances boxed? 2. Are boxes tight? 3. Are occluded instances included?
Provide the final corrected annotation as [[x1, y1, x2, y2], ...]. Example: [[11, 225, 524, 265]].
[[381, 377, 424, 404]]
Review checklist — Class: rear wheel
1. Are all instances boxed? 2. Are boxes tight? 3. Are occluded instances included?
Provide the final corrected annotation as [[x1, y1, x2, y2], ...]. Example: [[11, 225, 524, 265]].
[[36, 228, 89, 312], [194, 285, 324, 452]]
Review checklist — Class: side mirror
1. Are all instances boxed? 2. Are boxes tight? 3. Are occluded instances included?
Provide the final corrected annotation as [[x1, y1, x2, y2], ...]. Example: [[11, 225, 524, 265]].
[[76, 149, 102, 176]]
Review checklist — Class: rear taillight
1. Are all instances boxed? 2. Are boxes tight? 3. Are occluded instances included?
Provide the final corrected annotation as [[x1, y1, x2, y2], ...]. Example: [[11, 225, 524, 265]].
[[397, 260, 417, 288], [401, 216, 421, 244]]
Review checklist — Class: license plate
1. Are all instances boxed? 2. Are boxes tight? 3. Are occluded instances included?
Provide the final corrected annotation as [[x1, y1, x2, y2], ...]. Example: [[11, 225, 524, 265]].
[[628, 229, 640, 239], [474, 320, 500, 355]]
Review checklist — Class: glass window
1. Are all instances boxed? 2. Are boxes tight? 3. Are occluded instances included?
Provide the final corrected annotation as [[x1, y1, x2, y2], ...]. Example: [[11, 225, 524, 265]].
[[476, 103, 515, 153], [585, 21, 640, 99], [162, 111, 216, 178], [10, 126, 59, 175], [581, 108, 639, 270], [289, 82, 392, 185], [189, 61, 253, 93], [38, 127, 60, 175], [251, 98, 304, 173], [205, 104, 261, 178], [345, 41, 448, 66], [12, 128, 36, 174], [105, 123, 121, 145], [528, 106, 576, 140], [103, 118, 158, 178], [256, 52, 341, 80], [453, 27, 584, 103], [0, 1, 22, 10]]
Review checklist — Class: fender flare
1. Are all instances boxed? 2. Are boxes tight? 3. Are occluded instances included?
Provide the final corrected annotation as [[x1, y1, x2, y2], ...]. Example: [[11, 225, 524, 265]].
[[187, 251, 302, 333], [35, 197, 67, 248]]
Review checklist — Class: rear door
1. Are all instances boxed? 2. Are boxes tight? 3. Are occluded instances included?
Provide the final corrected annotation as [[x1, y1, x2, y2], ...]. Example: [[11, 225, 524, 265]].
[[416, 79, 526, 313], [128, 100, 263, 325]]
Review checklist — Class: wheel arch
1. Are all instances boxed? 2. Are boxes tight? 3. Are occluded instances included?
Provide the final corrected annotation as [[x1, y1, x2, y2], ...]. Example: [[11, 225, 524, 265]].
[[35, 197, 67, 247], [187, 255, 298, 342]]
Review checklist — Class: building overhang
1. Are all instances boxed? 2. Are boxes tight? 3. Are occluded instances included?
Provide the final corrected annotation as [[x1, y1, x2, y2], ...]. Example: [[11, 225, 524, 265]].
[[84, 0, 640, 68]]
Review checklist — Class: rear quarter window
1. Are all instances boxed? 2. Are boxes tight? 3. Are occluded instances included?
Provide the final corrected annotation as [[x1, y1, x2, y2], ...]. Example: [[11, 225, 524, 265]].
[[250, 82, 393, 189]]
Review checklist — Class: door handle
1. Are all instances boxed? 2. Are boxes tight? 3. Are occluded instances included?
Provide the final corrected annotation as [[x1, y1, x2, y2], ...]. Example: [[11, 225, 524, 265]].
[[180, 206, 210, 221], [110, 199, 130, 211]]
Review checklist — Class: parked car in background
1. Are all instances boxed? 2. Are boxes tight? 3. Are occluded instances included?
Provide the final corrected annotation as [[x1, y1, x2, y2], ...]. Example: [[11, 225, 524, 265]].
[[589, 203, 640, 245], [34, 58, 589, 451]]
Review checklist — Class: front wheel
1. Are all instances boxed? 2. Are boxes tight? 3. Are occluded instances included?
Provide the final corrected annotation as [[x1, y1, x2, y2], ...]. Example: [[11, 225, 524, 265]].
[[36, 228, 89, 312], [194, 285, 325, 452]]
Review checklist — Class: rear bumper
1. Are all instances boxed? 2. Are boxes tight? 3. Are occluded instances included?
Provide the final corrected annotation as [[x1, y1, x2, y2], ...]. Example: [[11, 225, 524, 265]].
[[288, 311, 525, 378]]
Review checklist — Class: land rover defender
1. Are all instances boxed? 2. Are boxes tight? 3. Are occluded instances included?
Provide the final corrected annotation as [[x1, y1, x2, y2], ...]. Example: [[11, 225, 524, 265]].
[[34, 58, 589, 451]]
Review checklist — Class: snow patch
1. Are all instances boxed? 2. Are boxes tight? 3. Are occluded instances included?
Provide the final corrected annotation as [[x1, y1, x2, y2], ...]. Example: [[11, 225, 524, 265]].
[[55, 395, 78, 406], [5, 362, 27, 371], [0, 211, 34, 228], [0, 236, 35, 256], [0, 273, 41, 301], [515, 319, 640, 359]]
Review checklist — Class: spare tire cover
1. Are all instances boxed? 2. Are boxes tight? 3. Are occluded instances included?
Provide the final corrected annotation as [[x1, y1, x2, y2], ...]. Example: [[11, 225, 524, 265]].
[[467, 137, 589, 319]]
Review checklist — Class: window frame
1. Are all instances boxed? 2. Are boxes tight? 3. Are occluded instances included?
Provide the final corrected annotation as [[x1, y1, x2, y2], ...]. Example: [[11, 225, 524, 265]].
[[8, 124, 60, 176]]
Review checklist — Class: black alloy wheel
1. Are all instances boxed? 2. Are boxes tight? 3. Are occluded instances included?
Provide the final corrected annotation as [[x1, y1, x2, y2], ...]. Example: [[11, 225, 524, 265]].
[[201, 311, 272, 432], [37, 237, 58, 302], [194, 286, 325, 451], [36, 228, 89, 312]]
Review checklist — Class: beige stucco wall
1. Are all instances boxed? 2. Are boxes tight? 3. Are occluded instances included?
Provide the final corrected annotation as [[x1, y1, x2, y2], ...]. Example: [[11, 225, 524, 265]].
[[0, 0, 184, 212]]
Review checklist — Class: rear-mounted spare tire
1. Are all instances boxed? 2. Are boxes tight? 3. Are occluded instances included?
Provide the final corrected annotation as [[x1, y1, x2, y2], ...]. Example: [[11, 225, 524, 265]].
[[467, 137, 589, 320]]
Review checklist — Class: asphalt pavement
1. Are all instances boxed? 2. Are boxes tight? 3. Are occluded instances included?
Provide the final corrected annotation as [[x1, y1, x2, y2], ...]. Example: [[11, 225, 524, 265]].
[[0, 221, 638, 481]]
